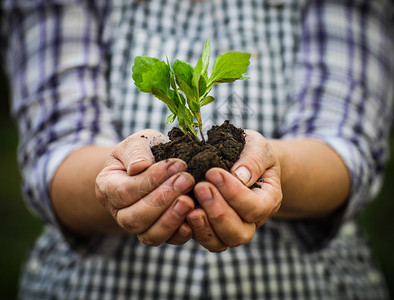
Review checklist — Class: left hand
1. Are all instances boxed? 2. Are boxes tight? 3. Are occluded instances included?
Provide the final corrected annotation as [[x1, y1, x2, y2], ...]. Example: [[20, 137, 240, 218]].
[[187, 130, 282, 252]]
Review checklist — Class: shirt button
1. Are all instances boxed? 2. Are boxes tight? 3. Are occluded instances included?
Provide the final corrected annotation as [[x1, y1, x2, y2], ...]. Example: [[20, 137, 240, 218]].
[[368, 271, 382, 285], [341, 222, 356, 238]]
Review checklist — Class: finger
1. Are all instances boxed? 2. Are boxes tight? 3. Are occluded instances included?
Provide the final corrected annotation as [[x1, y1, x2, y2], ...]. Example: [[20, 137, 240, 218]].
[[205, 168, 282, 225], [137, 195, 194, 246], [166, 223, 193, 245], [99, 158, 188, 210], [194, 182, 256, 247], [116, 172, 195, 234], [253, 167, 283, 226], [114, 129, 168, 176], [187, 208, 228, 252], [230, 130, 276, 187]]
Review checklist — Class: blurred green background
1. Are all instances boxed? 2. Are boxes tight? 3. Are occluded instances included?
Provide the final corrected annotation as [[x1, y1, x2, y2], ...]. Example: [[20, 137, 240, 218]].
[[0, 66, 44, 298], [1, 58, 394, 300]]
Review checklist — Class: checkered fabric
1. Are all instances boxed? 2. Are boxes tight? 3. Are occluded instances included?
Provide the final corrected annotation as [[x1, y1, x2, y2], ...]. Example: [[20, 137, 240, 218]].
[[2, 0, 394, 299]]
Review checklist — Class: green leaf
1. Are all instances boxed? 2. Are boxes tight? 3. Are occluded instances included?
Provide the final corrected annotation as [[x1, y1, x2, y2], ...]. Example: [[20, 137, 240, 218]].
[[200, 95, 215, 107], [136, 60, 181, 113], [178, 92, 187, 106], [172, 59, 195, 101], [192, 37, 210, 83], [177, 105, 194, 133], [240, 74, 251, 80], [208, 52, 251, 87], [168, 58, 188, 107], [151, 87, 177, 113], [188, 99, 200, 112], [164, 113, 176, 125], [198, 75, 208, 100], [138, 60, 170, 93], [201, 38, 210, 77], [132, 56, 161, 92], [166, 57, 177, 91], [192, 57, 203, 91]]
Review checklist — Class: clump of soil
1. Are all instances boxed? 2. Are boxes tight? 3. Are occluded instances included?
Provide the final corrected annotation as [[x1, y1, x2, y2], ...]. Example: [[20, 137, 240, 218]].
[[151, 120, 245, 184]]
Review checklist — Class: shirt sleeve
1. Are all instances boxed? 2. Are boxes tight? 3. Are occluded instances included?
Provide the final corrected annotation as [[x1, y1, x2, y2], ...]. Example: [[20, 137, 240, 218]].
[[1, 0, 119, 226], [276, 0, 394, 250]]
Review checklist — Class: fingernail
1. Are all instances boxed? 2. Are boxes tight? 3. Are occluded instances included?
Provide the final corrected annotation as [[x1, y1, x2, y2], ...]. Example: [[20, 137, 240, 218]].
[[234, 166, 251, 185], [173, 200, 191, 216], [196, 186, 213, 205], [127, 158, 147, 173], [167, 160, 187, 176], [173, 173, 193, 193], [190, 216, 205, 229], [128, 158, 146, 168]]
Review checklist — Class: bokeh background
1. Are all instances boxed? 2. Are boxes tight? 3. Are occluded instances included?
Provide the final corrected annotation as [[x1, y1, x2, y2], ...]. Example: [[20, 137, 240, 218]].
[[0, 24, 394, 300]]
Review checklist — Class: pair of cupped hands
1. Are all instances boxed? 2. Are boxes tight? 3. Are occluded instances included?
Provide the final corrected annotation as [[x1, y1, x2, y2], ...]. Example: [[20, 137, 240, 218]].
[[96, 129, 282, 252]]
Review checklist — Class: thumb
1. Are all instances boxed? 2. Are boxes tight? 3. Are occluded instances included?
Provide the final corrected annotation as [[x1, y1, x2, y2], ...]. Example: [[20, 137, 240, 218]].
[[114, 129, 168, 176], [230, 130, 276, 187]]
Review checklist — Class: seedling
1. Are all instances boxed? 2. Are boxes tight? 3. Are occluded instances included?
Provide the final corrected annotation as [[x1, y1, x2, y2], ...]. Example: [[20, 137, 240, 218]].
[[132, 38, 251, 141]]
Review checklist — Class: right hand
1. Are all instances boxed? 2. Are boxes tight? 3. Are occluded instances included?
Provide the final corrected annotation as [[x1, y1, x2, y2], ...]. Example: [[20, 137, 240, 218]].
[[95, 129, 196, 246]]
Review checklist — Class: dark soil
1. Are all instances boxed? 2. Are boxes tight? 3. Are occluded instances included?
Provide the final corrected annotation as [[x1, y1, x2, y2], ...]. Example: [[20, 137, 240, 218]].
[[152, 120, 245, 184]]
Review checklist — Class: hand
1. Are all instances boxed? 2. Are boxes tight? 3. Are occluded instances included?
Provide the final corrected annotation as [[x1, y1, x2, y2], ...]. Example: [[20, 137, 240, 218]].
[[187, 130, 282, 252], [95, 129, 196, 246]]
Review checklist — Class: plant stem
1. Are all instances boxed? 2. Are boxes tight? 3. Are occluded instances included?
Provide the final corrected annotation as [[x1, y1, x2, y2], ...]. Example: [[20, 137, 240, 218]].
[[189, 130, 200, 142], [198, 123, 205, 142], [193, 111, 205, 142]]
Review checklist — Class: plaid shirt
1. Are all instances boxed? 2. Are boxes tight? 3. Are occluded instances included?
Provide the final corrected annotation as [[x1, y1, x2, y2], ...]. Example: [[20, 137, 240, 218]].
[[2, 0, 394, 299]]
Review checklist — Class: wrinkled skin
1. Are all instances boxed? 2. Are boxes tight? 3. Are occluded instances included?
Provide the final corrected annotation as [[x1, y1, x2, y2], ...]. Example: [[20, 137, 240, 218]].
[[96, 129, 282, 252]]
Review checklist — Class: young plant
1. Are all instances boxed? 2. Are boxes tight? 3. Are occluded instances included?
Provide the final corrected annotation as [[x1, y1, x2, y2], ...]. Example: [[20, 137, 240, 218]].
[[132, 38, 251, 141]]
